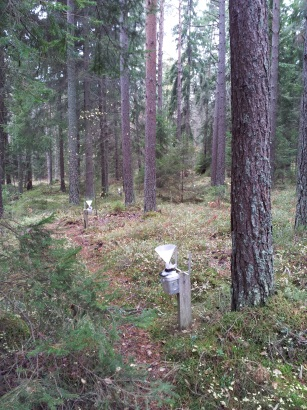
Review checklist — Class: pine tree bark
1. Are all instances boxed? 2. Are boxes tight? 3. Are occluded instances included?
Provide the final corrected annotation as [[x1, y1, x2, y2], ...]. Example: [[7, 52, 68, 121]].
[[211, 0, 226, 186], [0, 117, 3, 216], [120, 1, 135, 206], [83, 6, 94, 200], [176, 0, 183, 141], [18, 153, 23, 194], [0, 149, 2, 215], [25, 154, 32, 185], [157, 0, 164, 114], [144, 0, 157, 212], [46, 149, 52, 185], [0, 177, 2, 218], [229, 0, 274, 310], [295, 14, 307, 229], [67, 0, 79, 204], [58, 94, 66, 192], [183, 0, 192, 138], [211, 90, 218, 184], [133, 94, 142, 171], [99, 77, 109, 195], [0, 45, 6, 187], [0, 43, 7, 216], [114, 119, 120, 181], [201, 24, 214, 174], [269, 0, 280, 182]]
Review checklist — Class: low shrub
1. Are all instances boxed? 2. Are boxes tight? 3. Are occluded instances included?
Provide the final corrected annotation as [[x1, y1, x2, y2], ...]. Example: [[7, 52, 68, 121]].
[[0, 217, 175, 409]]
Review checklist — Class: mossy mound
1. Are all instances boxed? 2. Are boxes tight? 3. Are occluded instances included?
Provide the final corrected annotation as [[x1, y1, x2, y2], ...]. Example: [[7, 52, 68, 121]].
[[0, 311, 30, 352]]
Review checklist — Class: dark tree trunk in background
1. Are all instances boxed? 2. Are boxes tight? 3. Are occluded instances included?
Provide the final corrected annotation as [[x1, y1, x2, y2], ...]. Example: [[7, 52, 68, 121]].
[[46, 150, 52, 185], [18, 154, 23, 194], [211, 91, 218, 183], [59, 128, 66, 192], [67, 0, 79, 204], [0, 157, 2, 216], [201, 24, 214, 174], [58, 94, 66, 192], [99, 77, 109, 195], [113, 120, 121, 181], [114, 119, 120, 181], [25, 154, 32, 185], [0, 177, 2, 217], [176, 0, 183, 141], [0, 146, 2, 215], [134, 95, 142, 171], [144, 0, 157, 212], [0, 127, 3, 216], [0, 44, 6, 216], [183, 0, 192, 138], [157, 0, 164, 114], [0, 45, 6, 186], [229, 0, 274, 310], [0, 124, 3, 217], [84, 6, 94, 200], [120, 1, 135, 206], [5, 138, 11, 184], [295, 14, 307, 229], [211, 0, 226, 186], [269, 0, 280, 182]]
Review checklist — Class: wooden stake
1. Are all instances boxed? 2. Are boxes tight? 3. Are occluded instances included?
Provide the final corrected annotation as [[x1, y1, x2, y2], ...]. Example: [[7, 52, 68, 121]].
[[83, 209, 88, 229], [177, 253, 192, 330]]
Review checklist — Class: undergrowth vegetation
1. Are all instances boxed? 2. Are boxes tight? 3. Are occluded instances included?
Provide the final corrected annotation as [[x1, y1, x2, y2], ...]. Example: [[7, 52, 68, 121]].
[[0, 178, 306, 409], [0, 205, 175, 409]]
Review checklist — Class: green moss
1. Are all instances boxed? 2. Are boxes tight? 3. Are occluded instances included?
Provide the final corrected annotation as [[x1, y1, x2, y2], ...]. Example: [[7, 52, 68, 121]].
[[0, 312, 30, 351]]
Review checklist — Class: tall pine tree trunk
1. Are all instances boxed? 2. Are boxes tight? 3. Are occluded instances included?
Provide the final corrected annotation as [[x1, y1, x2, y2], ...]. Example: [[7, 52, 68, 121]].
[[18, 153, 23, 194], [211, 92, 219, 184], [0, 119, 3, 216], [99, 77, 109, 195], [0, 175, 2, 217], [176, 0, 182, 141], [144, 0, 157, 212], [5, 133, 11, 185], [0, 45, 6, 186], [211, 0, 226, 186], [0, 144, 2, 215], [0, 44, 6, 215], [25, 153, 32, 185], [46, 149, 52, 185], [58, 94, 66, 192], [295, 13, 307, 229], [134, 95, 142, 171], [84, 6, 94, 199], [67, 0, 79, 204], [229, 0, 274, 310], [120, 1, 135, 206], [114, 119, 120, 181], [269, 0, 280, 182], [183, 0, 192, 138], [157, 0, 164, 114], [201, 24, 214, 174], [0, 151, 2, 216]]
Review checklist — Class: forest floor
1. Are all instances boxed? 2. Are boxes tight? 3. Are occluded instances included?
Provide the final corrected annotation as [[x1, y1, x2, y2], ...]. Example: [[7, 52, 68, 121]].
[[1, 177, 307, 409], [49, 211, 170, 386]]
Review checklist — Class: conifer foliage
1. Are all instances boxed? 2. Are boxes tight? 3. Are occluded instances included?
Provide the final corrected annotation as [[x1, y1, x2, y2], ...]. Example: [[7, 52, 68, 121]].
[[0, 216, 175, 409]]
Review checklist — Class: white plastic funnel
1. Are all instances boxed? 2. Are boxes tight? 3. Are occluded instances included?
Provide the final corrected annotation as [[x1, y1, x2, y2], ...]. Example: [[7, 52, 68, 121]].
[[155, 244, 177, 269]]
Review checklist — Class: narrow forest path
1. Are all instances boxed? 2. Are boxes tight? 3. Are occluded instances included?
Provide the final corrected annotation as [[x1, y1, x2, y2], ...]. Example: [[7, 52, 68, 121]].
[[49, 214, 178, 400]]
